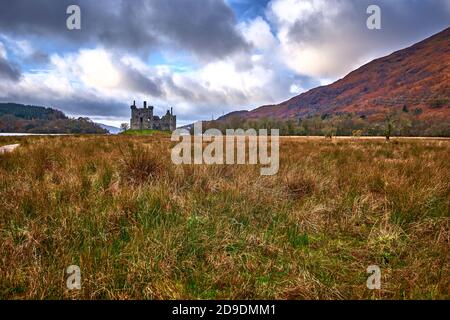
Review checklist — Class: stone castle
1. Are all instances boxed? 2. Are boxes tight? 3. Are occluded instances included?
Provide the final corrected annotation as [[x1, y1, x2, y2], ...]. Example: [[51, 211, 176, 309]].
[[130, 100, 176, 131]]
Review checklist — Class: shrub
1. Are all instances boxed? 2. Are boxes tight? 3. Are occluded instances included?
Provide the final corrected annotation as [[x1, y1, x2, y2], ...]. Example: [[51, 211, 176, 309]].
[[119, 145, 166, 185]]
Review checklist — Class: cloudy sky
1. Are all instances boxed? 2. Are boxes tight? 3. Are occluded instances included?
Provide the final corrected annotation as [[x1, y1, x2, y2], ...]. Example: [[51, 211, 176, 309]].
[[0, 0, 448, 126]]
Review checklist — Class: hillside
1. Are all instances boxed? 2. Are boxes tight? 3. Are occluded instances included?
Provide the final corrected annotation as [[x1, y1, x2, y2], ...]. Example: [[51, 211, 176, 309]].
[[0, 103, 67, 120], [0, 103, 107, 134], [225, 27, 450, 125]]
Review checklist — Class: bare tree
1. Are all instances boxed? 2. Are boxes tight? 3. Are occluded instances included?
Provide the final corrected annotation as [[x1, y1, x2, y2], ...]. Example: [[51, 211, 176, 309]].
[[120, 123, 129, 132]]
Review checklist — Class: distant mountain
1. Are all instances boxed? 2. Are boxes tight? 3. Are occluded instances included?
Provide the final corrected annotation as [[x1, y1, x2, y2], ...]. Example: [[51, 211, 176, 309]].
[[96, 123, 122, 134], [0, 103, 107, 134], [222, 27, 450, 123]]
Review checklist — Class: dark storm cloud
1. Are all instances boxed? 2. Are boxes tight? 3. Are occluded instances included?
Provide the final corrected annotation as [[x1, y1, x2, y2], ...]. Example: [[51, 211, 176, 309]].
[[57, 99, 130, 118], [0, 58, 21, 81], [119, 64, 164, 97], [146, 0, 250, 59], [0, 0, 248, 60]]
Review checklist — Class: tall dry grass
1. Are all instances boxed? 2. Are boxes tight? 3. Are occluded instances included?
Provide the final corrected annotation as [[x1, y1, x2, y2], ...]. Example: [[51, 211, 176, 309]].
[[0, 135, 448, 299]]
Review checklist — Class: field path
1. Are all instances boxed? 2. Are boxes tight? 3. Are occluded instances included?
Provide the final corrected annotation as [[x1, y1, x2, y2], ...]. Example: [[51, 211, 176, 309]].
[[0, 144, 20, 154]]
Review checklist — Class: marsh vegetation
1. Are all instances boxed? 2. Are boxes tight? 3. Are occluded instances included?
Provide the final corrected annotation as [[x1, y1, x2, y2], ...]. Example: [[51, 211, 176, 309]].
[[0, 135, 448, 299]]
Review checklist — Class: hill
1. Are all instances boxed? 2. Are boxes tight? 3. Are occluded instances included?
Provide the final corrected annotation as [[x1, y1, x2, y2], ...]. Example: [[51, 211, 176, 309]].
[[217, 28, 450, 136], [0, 103, 67, 120], [0, 103, 107, 134]]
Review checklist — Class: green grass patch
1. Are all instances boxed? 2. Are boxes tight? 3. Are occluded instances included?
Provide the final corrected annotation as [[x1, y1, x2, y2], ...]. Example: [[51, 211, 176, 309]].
[[120, 129, 170, 136]]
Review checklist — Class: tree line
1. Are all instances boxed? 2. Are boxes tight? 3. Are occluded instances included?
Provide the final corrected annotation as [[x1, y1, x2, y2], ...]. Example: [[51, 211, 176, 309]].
[[202, 109, 450, 138]]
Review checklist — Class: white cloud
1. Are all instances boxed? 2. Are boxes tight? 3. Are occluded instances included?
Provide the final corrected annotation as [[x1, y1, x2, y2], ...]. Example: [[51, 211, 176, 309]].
[[76, 49, 121, 89], [279, 38, 365, 78], [0, 44, 293, 122], [239, 17, 276, 51], [268, 0, 333, 26], [289, 83, 304, 94], [0, 41, 6, 59], [266, 0, 357, 78]]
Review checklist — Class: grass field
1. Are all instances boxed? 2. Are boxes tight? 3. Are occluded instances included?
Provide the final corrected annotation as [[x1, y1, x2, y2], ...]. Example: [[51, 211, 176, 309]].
[[0, 135, 448, 299]]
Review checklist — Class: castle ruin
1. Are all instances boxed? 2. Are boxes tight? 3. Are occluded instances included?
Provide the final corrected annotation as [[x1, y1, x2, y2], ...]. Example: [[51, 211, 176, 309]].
[[130, 100, 176, 131]]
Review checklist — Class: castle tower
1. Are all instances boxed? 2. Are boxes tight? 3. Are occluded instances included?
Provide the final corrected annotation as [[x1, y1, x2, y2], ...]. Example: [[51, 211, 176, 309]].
[[169, 108, 176, 131], [130, 101, 153, 130]]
